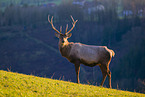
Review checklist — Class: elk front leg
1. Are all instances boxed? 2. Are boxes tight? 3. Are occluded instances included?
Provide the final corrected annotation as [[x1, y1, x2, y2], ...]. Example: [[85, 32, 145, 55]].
[[75, 64, 80, 83]]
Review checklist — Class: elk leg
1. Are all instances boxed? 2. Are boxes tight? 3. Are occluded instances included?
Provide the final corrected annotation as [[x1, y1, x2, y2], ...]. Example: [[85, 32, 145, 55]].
[[99, 65, 107, 87], [75, 64, 80, 83], [107, 70, 112, 88]]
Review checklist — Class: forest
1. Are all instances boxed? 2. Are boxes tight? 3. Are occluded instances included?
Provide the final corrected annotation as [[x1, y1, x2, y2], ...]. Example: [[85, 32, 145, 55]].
[[0, 0, 145, 93]]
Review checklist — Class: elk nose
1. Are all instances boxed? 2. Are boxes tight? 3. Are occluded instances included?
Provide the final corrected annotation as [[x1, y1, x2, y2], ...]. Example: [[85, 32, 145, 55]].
[[62, 39, 65, 43]]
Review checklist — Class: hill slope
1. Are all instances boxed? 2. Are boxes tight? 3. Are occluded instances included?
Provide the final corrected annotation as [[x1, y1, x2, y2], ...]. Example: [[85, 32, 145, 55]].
[[0, 70, 144, 97]]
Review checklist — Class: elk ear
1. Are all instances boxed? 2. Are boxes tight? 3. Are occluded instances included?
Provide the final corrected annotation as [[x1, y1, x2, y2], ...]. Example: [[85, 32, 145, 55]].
[[67, 33, 72, 38], [55, 33, 60, 38]]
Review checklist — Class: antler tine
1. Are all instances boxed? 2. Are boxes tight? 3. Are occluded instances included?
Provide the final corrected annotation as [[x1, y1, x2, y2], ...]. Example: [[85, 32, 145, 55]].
[[48, 15, 61, 34], [48, 15, 51, 22], [65, 24, 68, 33], [70, 15, 75, 22], [71, 15, 78, 23], [60, 26, 62, 33], [65, 15, 78, 35]]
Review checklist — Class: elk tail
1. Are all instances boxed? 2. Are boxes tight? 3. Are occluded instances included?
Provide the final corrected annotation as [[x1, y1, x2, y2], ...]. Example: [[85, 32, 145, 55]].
[[110, 49, 115, 57]]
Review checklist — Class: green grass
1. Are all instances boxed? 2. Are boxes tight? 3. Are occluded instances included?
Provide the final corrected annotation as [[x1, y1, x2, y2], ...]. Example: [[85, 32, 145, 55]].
[[0, 70, 144, 97]]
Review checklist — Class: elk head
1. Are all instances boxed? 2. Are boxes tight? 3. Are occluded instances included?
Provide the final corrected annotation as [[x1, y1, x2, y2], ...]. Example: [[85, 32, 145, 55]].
[[48, 15, 78, 45]]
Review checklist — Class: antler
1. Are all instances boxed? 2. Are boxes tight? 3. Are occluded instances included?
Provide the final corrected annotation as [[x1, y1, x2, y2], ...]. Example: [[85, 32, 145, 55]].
[[48, 15, 62, 34], [65, 15, 78, 35]]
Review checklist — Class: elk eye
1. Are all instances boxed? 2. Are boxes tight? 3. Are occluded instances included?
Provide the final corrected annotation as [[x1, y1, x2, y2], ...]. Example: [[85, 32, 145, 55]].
[[63, 35, 66, 37]]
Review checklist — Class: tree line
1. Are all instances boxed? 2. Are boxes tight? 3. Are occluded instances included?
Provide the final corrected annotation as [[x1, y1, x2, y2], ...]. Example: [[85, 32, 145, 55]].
[[0, 0, 145, 26]]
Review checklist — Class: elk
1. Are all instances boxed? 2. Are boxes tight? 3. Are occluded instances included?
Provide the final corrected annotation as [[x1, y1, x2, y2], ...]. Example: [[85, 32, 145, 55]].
[[48, 15, 115, 88]]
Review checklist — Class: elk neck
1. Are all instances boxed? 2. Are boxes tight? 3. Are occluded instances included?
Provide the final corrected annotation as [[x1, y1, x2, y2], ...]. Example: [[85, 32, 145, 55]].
[[58, 38, 73, 58]]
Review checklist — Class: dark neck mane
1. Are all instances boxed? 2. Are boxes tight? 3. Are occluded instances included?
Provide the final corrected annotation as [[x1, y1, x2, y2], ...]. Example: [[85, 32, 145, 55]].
[[59, 42, 73, 57]]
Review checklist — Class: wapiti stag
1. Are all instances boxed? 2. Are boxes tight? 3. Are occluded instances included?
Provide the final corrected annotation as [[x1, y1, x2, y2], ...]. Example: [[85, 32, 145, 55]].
[[48, 15, 115, 88]]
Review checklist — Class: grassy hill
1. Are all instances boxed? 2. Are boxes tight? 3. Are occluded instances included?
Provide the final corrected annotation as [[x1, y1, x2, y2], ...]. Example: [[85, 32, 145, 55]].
[[0, 70, 144, 97]]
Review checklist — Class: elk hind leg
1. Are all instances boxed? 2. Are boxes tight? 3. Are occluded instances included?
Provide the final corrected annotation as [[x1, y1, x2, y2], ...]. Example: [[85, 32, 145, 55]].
[[99, 65, 107, 87], [107, 69, 112, 88]]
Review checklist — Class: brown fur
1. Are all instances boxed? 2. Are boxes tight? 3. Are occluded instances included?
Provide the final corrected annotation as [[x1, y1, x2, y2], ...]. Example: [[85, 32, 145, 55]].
[[58, 38, 115, 88], [60, 43, 73, 57]]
